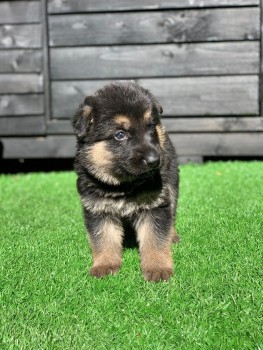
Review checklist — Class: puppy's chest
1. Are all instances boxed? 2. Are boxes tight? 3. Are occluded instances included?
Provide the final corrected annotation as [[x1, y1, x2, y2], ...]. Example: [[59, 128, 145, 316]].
[[81, 186, 167, 216]]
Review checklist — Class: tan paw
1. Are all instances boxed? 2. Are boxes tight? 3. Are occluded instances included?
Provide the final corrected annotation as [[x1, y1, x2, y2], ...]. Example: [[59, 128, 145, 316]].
[[143, 267, 173, 282], [90, 263, 121, 278]]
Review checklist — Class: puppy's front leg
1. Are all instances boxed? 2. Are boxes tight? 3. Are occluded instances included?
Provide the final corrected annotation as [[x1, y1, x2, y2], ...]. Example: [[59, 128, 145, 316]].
[[136, 209, 174, 282], [84, 209, 123, 277]]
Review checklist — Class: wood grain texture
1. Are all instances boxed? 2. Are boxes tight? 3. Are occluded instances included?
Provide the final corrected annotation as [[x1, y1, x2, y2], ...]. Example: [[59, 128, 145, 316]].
[[46, 117, 263, 134], [0, 94, 44, 116], [0, 116, 45, 136], [48, 0, 260, 14], [0, 50, 42, 73], [139, 76, 259, 116], [51, 80, 111, 118], [1, 136, 76, 158], [50, 42, 259, 80], [2, 133, 262, 158], [47, 120, 73, 134], [0, 1, 41, 24], [0, 24, 41, 48], [162, 117, 263, 132], [51, 76, 259, 118], [0, 74, 43, 94], [49, 8, 259, 46], [170, 133, 263, 156]]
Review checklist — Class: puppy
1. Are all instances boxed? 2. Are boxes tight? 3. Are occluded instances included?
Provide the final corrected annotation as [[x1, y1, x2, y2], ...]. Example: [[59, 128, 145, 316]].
[[73, 81, 179, 282]]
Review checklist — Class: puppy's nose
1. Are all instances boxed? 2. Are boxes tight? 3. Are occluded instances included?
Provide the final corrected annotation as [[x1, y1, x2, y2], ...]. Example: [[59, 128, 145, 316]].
[[143, 152, 160, 168]]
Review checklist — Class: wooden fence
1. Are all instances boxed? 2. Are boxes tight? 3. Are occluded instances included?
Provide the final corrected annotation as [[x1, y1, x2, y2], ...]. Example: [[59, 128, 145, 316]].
[[0, 0, 262, 162]]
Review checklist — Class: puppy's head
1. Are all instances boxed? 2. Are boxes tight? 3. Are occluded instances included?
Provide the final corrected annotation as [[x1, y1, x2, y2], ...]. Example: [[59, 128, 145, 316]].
[[73, 81, 166, 185]]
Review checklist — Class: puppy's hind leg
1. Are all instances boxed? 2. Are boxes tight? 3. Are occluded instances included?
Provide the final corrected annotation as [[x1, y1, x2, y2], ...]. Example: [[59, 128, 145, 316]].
[[84, 209, 123, 278]]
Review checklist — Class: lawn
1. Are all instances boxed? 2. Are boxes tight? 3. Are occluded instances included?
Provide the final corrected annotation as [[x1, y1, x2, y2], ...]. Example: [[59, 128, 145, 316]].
[[0, 162, 262, 350]]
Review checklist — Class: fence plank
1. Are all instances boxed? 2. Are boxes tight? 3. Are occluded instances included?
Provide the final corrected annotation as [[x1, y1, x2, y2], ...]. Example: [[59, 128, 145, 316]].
[[170, 133, 263, 156], [2, 136, 76, 158], [2, 133, 262, 159], [48, 0, 259, 14], [51, 80, 110, 118], [0, 94, 44, 116], [0, 50, 42, 73], [0, 1, 41, 24], [0, 74, 43, 94], [162, 117, 263, 132], [49, 8, 259, 46], [0, 116, 45, 135], [139, 76, 258, 116], [51, 76, 258, 118], [0, 24, 41, 48], [50, 42, 259, 80], [46, 117, 263, 134]]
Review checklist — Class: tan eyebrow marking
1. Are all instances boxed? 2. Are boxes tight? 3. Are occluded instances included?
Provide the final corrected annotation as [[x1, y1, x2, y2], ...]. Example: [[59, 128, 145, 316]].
[[114, 115, 131, 129], [143, 110, 152, 123], [83, 105, 92, 118]]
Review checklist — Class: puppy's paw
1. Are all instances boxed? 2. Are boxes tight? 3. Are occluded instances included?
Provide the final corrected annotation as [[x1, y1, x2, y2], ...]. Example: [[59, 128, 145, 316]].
[[143, 267, 173, 282], [90, 263, 121, 278]]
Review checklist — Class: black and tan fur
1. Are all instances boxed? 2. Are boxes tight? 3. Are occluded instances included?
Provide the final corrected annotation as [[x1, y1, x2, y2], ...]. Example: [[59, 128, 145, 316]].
[[73, 81, 179, 282]]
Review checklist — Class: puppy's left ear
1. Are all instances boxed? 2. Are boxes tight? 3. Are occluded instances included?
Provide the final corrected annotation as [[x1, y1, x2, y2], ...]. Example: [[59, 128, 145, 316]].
[[72, 96, 94, 139], [153, 101, 163, 116], [157, 103, 163, 115]]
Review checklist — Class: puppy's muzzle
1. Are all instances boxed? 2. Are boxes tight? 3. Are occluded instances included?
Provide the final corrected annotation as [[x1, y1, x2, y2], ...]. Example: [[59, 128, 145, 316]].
[[143, 150, 160, 169]]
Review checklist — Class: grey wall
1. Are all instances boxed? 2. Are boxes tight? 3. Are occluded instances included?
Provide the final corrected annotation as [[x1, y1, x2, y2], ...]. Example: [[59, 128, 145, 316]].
[[0, 0, 262, 161]]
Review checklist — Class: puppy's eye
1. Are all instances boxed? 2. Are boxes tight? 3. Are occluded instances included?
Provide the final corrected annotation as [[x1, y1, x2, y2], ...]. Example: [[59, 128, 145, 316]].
[[149, 122, 156, 131], [114, 131, 127, 141]]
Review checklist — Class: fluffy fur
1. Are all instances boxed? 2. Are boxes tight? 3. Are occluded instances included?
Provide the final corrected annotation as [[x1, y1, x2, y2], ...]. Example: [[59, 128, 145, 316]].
[[73, 81, 179, 282]]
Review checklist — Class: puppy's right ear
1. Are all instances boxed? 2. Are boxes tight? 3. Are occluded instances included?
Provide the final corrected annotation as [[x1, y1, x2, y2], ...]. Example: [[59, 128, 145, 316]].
[[72, 96, 94, 139]]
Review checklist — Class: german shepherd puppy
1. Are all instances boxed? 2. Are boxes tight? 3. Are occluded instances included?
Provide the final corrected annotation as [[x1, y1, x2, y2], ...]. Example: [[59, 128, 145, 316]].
[[73, 81, 179, 282]]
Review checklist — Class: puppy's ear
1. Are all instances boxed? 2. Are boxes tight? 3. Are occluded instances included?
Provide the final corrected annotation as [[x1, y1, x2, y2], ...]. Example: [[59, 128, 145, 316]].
[[153, 101, 163, 116], [72, 96, 94, 139], [157, 103, 163, 115]]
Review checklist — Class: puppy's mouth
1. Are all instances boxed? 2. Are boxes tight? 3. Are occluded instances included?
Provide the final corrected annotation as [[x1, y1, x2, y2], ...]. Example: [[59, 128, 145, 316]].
[[139, 166, 160, 177], [117, 164, 161, 181]]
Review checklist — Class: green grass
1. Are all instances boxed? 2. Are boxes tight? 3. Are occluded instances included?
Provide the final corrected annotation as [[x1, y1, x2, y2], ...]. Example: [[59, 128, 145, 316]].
[[0, 162, 262, 350]]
